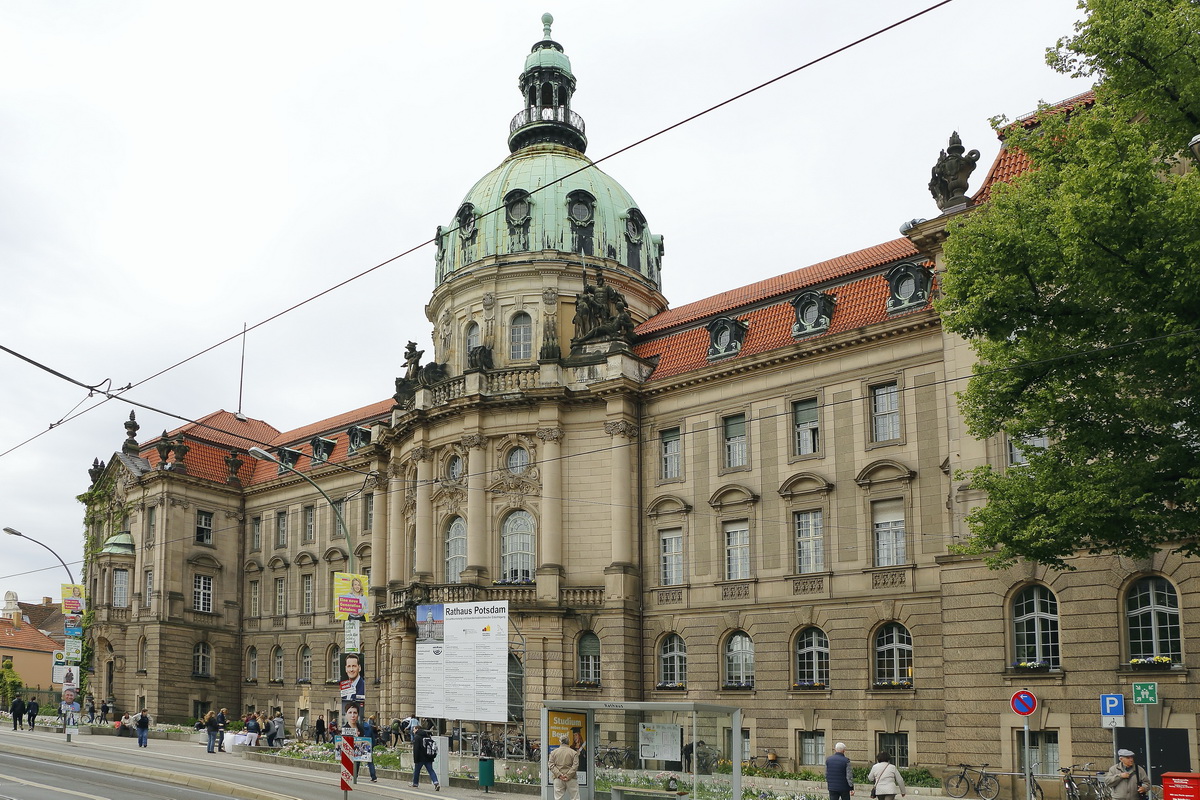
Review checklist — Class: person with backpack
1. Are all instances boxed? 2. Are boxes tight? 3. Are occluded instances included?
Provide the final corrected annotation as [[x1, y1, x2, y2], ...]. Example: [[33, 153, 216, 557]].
[[134, 708, 152, 748], [26, 697, 39, 731], [410, 720, 441, 790]]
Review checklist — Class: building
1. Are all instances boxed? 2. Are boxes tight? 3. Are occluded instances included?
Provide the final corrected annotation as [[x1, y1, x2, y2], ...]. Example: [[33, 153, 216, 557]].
[[81, 18, 1196, 773], [1, 592, 58, 691]]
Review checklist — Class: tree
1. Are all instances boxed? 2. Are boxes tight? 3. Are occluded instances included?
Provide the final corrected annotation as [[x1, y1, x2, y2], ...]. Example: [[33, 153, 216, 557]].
[[2, 658, 24, 705], [938, 0, 1200, 568]]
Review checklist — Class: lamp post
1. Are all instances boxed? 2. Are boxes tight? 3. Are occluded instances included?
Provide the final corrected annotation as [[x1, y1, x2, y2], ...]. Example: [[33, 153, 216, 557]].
[[1190, 133, 1200, 162], [4, 526, 79, 742]]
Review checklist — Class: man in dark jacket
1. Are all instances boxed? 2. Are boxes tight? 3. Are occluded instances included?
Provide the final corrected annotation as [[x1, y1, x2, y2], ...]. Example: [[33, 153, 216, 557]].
[[26, 697, 39, 730], [826, 742, 854, 800], [9, 696, 26, 730], [410, 721, 441, 789], [216, 708, 228, 752]]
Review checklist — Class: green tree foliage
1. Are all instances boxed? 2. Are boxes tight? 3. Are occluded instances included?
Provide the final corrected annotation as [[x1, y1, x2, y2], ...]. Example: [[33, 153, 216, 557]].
[[938, 0, 1200, 568], [1, 659, 24, 705]]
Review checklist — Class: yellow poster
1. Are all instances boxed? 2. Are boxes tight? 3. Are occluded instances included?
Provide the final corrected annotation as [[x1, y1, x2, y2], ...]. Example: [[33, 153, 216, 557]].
[[333, 572, 371, 621], [61, 584, 86, 613]]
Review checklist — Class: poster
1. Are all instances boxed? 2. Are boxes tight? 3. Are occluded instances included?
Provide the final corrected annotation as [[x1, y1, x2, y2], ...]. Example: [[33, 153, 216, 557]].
[[340, 652, 366, 702], [64, 637, 82, 661], [547, 711, 589, 787], [333, 572, 371, 621], [416, 601, 508, 722], [639, 722, 682, 761], [61, 584, 86, 613], [64, 614, 82, 637]]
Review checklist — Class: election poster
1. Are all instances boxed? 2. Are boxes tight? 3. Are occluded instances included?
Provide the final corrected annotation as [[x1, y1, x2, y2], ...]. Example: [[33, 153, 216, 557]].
[[61, 584, 86, 613], [333, 572, 371, 621], [416, 600, 508, 722]]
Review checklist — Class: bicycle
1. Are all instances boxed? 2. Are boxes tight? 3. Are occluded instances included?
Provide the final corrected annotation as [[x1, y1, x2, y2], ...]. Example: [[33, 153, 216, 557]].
[[1062, 763, 1112, 800], [743, 748, 781, 771], [1023, 762, 1048, 800], [945, 763, 1001, 800], [598, 744, 635, 768], [696, 744, 720, 773]]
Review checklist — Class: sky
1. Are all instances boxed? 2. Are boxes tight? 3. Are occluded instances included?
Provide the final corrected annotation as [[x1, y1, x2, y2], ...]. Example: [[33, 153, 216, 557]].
[[0, 0, 1090, 606]]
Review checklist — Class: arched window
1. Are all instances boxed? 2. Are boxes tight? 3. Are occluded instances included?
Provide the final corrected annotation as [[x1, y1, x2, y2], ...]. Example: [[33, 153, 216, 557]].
[[794, 627, 829, 687], [137, 636, 148, 672], [577, 632, 601, 685], [465, 322, 481, 353], [445, 516, 467, 583], [272, 645, 284, 682], [247, 646, 258, 681], [874, 623, 913, 687], [506, 446, 530, 475], [299, 645, 312, 682], [192, 642, 212, 677], [1127, 577, 1181, 663], [1013, 585, 1060, 668], [510, 312, 533, 360], [724, 631, 755, 688], [500, 510, 536, 583], [658, 634, 687, 688], [328, 644, 341, 682]]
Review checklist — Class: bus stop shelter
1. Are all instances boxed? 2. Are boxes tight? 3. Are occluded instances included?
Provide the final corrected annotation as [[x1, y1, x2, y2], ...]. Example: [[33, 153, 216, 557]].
[[539, 700, 745, 800]]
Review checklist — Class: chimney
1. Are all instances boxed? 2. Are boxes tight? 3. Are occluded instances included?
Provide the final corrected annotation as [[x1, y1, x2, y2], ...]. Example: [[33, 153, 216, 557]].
[[43, 596, 53, 606]]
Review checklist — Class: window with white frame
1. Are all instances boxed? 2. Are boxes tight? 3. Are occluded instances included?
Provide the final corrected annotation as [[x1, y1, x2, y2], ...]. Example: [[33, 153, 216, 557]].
[[275, 510, 288, 547], [299, 645, 312, 681], [724, 521, 750, 580], [510, 312, 533, 360], [465, 322, 481, 353], [870, 382, 901, 442], [577, 632, 601, 684], [506, 446, 530, 475], [500, 510, 536, 583], [723, 414, 747, 468], [147, 505, 157, 541], [113, 569, 129, 608], [138, 636, 148, 671], [328, 644, 341, 682], [143, 570, 153, 606], [660, 427, 681, 479], [793, 398, 820, 456], [193, 574, 213, 613], [1008, 434, 1049, 466], [795, 627, 829, 687], [247, 646, 258, 680], [658, 634, 687, 687], [251, 516, 261, 550], [195, 510, 214, 544], [445, 517, 467, 583], [799, 730, 826, 766], [249, 580, 260, 617], [304, 506, 316, 542], [724, 631, 755, 687], [301, 574, 314, 614], [332, 499, 346, 537], [1016, 730, 1059, 775], [879, 732, 910, 768], [1126, 576, 1181, 662], [874, 622, 913, 686], [872, 499, 907, 566], [272, 646, 284, 681], [1013, 585, 1060, 668], [193, 642, 212, 676], [795, 509, 824, 573], [660, 528, 683, 586], [364, 493, 374, 531], [274, 577, 286, 616]]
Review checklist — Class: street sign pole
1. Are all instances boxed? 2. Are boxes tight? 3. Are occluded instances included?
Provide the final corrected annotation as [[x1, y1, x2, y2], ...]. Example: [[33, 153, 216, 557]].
[[1132, 683, 1158, 792], [1025, 716, 1032, 800], [1012, 690, 1038, 800]]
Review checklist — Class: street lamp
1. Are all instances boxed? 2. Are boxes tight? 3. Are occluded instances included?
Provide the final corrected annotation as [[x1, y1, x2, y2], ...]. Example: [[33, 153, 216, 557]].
[[4, 527, 75, 584], [1190, 133, 1200, 162]]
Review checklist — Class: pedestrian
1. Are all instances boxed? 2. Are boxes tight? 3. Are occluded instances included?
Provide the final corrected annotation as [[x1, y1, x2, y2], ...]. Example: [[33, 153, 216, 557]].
[[826, 742, 855, 800], [404, 710, 420, 742], [1105, 749, 1150, 800], [410, 720, 441, 789], [26, 697, 39, 730], [119, 711, 134, 736], [216, 707, 228, 752], [100, 700, 109, 723], [245, 713, 261, 746], [549, 734, 580, 800], [314, 714, 326, 744], [345, 705, 378, 783], [268, 711, 284, 747], [9, 695, 26, 730], [85, 697, 96, 723], [203, 711, 219, 753], [134, 708, 152, 748], [868, 751, 906, 800]]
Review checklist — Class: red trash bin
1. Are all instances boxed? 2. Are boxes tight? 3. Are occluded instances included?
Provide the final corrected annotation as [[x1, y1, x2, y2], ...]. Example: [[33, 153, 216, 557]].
[[1161, 773, 1200, 800]]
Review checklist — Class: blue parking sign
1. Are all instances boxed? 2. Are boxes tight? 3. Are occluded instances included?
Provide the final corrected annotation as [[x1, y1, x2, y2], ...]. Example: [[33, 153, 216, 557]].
[[1101, 694, 1125, 716]]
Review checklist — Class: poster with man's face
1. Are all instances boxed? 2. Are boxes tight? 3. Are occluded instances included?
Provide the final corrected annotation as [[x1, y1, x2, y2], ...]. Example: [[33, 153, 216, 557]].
[[340, 652, 366, 701]]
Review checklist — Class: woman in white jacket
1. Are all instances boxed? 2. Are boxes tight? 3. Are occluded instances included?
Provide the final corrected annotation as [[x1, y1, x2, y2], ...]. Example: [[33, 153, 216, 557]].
[[868, 752, 907, 800]]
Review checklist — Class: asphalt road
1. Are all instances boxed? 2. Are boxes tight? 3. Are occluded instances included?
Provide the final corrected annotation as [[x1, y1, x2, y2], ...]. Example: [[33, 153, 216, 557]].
[[0, 749, 246, 800]]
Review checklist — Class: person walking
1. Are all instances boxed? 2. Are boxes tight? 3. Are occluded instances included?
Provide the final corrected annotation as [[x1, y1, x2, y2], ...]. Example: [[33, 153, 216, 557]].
[[99, 700, 109, 723], [868, 751, 906, 800], [26, 697, 39, 731], [9, 695, 26, 731], [315, 714, 327, 744], [410, 721, 441, 789], [345, 705, 378, 783], [203, 711, 219, 753], [134, 708, 152, 748], [244, 713, 261, 746], [1105, 749, 1150, 800], [216, 708, 228, 752], [826, 742, 855, 800], [549, 734, 581, 800], [85, 697, 96, 723]]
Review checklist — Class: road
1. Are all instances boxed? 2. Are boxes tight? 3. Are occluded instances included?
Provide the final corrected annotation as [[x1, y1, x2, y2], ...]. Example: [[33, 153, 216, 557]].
[[0, 749, 245, 800]]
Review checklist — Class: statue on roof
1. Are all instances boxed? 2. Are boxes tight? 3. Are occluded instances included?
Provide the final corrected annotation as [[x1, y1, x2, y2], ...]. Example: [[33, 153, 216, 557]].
[[929, 131, 981, 211], [572, 268, 635, 347]]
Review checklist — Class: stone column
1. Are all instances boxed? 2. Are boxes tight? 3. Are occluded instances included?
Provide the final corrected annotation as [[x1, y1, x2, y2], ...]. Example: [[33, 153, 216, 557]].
[[605, 420, 638, 566], [387, 462, 405, 582], [463, 434, 489, 583], [413, 447, 434, 582], [536, 427, 564, 569], [368, 469, 386, 588]]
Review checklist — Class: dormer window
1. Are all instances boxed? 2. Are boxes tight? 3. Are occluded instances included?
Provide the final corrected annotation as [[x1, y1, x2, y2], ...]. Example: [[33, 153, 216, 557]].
[[566, 190, 595, 226], [624, 208, 646, 244], [790, 291, 836, 338], [347, 426, 371, 455], [707, 317, 749, 361], [310, 437, 336, 463], [885, 262, 933, 313], [457, 203, 477, 239], [277, 448, 302, 474], [505, 190, 531, 226]]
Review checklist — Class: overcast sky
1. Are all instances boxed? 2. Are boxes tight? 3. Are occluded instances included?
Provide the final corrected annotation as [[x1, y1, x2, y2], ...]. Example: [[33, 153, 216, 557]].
[[0, 0, 1089, 606]]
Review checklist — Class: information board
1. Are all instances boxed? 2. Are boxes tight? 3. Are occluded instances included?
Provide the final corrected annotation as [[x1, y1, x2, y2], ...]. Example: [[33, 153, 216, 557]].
[[416, 600, 509, 722]]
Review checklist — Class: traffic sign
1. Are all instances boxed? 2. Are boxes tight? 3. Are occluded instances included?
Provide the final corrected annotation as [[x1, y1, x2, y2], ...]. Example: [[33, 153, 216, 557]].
[[1011, 690, 1038, 716], [1101, 694, 1126, 716], [1133, 682, 1158, 705], [1102, 716, 1123, 729]]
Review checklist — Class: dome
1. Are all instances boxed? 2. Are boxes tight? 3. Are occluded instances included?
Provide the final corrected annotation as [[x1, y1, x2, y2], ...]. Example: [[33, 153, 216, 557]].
[[434, 144, 662, 286]]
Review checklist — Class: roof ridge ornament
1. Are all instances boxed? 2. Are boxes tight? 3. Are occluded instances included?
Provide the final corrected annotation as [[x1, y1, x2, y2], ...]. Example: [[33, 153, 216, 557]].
[[542, 11, 553, 40], [928, 131, 980, 212]]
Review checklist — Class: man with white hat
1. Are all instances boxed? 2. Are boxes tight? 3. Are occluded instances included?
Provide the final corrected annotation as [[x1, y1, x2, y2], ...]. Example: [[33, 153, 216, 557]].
[[1105, 749, 1150, 800]]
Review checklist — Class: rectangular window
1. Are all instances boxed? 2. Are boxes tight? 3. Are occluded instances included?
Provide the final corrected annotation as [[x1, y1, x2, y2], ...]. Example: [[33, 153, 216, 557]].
[[871, 383, 901, 442], [723, 414, 747, 468], [793, 398, 820, 456], [193, 574, 213, 613], [250, 580, 260, 617], [275, 510, 288, 548], [147, 506, 157, 540], [660, 528, 683, 586], [332, 499, 346, 538], [795, 510, 825, 573], [799, 730, 826, 766], [1009, 434, 1049, 466], [1017, 730, 1059, 775], [113, 569, 129, 608], [143, 570, 153, 606], [660, 427, 681, 480], [195, 510, 213, 544], [873, 499, 907, 567], [301, 574, 314, 614], [251, 516, 262, 551], [364, 493, 374, 531], [304, 506, 316, 542], [274, 577, 285, 616], [879, 732, 910, 768], [724, 521, 750, 581]]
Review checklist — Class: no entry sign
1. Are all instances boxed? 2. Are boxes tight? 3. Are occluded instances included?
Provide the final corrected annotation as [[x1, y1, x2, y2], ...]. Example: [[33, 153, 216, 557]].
[[1011, 690, 1038, 716]]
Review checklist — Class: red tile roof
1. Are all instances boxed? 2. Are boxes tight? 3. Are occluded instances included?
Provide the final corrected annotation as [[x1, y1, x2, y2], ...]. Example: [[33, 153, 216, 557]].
[[0, 616, 59, 653]]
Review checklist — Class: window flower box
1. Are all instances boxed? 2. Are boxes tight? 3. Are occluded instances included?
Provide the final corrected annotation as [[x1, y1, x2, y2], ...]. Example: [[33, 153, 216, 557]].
[[1129, 657, 1174, 670], [1011, 661, 1051, 672], [574, 680, 600, 689], [492, 578, 535, 586], [721, 681, 755, 690], [296, 678, 311, 684], [655, 682, 687, 690], [872, 680, 914, 690], [792, 681, 828, 690]]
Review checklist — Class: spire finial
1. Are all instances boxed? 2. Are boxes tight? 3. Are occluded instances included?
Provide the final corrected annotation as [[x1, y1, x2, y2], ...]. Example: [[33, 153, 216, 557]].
[[542, 12, 553, 40]]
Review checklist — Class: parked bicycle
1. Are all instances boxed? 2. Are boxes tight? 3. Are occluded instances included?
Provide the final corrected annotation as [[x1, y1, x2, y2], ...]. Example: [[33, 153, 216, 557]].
[[598, 744, 635, 768], [1062, 763, 1112, 800], [945, 763, 1001, 800], [696, 743, 720, 773], [743, 748, 781, 772]]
